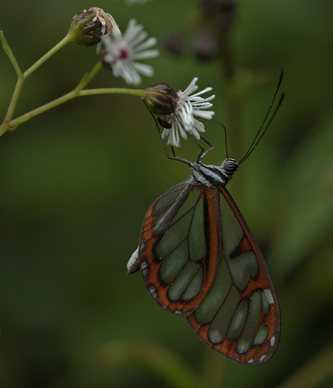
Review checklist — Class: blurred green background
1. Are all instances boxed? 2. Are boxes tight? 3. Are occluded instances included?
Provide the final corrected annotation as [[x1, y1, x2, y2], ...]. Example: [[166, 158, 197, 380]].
[[1, 0, 333, 387]]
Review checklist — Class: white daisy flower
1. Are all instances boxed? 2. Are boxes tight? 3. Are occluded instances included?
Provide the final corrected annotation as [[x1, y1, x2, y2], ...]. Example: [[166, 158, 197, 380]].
[[99, 19, 159, 85], [161, 78, 215, 147]]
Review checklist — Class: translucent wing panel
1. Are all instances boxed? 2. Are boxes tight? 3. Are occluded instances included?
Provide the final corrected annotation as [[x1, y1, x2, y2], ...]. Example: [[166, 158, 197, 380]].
[[194, 259, 231, 324], [151, 183, 188, 219], [155, 188, 204, 261], [187, 187, 280, 365]]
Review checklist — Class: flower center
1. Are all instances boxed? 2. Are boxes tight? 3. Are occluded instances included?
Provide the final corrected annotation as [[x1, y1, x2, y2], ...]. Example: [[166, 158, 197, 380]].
[[175, 91, 186, 111], [119, 47, 129, 60]]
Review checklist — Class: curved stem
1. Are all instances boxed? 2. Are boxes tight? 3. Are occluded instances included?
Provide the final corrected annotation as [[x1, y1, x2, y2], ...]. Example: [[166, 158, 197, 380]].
[[0, 51, 147, 137], [1, 30, 75, 135], [0, 85, 146, 135], [74, 61, 103, 92], [24, 33, 75, 78], [4, 76, 25, 125], [79, 88, 147, 98], [0, 30, 22, 76]]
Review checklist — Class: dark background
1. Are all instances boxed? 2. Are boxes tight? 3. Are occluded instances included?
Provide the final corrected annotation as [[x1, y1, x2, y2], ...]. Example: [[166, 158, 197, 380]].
[[1, 1, 333, 387]]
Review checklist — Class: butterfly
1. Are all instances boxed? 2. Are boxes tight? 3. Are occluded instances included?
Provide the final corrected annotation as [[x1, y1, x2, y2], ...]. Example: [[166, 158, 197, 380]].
[[127, 70, 284, 365]]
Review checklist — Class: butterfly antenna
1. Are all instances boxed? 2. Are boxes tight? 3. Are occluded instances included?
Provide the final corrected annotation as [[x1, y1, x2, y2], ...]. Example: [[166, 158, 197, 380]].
[[210, 119, 229, 159], [239, 67, 284, 165]]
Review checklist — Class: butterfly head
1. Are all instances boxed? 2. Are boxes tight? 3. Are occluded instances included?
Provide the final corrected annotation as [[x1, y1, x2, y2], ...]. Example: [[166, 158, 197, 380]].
[[221, 157, 238, 176]]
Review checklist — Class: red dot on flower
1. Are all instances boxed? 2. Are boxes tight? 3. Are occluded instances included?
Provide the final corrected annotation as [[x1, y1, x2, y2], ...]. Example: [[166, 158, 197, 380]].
[[119, 48, 129, 60]]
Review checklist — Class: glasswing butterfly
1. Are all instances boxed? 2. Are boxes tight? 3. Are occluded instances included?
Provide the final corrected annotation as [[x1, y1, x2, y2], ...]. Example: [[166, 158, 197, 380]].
[[127, 69, 284, 365]]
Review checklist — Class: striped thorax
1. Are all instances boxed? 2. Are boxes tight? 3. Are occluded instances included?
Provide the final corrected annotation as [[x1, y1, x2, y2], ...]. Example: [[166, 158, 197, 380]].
[[190, 158, 239, 187]]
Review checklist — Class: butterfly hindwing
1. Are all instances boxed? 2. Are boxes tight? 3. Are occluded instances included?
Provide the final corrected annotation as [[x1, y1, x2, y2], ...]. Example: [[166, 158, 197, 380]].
[[138, 182, 280, 365], [187, 186, 280, 365]]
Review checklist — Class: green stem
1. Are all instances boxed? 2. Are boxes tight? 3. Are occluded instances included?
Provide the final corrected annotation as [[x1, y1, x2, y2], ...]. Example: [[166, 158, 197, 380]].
[[79, 88, 147, 98], [4, 76, 25, 125], [0, 30, 22, 76], [1, 30, 75, 133], [0, 86, 146, 135], [24, 33, 75, 78], [0, 44, 147, 137], [1, 30, 25, 126], [74, 61, 104, 92]]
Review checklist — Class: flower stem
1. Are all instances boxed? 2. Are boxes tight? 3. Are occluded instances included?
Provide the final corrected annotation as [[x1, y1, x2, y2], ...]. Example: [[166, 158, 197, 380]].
[[0, 40, 147, 138], [0, 30, 22, 76], [7, 87, 146, 130], [24, 33, 75, 78], [79, 88, 147, 98], [73, 61, 105, 92], [4, 76, 25, 126], [0, 30, 76, 135], [0, 81, 147, 136]]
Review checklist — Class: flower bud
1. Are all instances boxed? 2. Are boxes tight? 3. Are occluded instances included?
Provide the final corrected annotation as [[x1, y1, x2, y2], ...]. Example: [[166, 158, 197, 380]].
[[68, 8, 120, 47], [87, 8, 121, 38], [144, 83, 178, 116]]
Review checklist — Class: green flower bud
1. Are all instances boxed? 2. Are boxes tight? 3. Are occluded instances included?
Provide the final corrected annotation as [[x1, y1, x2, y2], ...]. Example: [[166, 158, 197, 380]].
[[68, 8, 120, 47], [144, 83, 177, 116]]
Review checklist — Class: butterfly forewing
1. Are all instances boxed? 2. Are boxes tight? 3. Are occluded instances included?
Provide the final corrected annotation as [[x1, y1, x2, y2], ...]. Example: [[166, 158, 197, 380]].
[[139, 183, 220, 316], [137, 182, 280, 365]]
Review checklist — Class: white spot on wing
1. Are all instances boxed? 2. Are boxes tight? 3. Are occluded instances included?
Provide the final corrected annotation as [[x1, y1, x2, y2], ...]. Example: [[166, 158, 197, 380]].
[[141, 261, 148, 277], [270, 335, 276, 347], [259, 355, 267, 362], [148, 285, 158, 299], [127, 246, 140, 273], [263, 289, 274, 304], [236, 342, 247, 354], [248, 358, 254, 364]]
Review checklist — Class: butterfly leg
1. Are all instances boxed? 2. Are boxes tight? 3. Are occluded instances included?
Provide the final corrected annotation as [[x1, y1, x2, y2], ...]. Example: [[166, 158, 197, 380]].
[[146, 107, 192, 166]]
